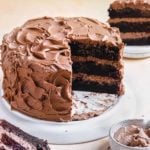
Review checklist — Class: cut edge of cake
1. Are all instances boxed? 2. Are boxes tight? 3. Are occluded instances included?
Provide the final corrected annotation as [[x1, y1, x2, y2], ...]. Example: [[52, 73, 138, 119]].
[[0, 120, 50, 150], [108, 0, 150, 45]]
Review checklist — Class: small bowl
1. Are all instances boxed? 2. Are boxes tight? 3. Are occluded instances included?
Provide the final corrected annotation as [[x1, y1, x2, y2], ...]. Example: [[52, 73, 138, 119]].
[[109, 119, 150, 150]]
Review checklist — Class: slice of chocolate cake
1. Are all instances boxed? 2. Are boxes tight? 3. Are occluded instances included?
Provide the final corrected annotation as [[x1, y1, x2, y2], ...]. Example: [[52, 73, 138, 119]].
[[108, 0, 150, 45], [0, 120, 50, 150], [1, 17, 124, 121]]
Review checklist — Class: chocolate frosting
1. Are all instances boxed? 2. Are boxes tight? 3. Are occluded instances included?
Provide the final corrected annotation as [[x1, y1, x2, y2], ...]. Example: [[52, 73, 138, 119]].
[[110, 0, 150, 10], [115, 125, 150, 147], [1, 17, 123, 121]]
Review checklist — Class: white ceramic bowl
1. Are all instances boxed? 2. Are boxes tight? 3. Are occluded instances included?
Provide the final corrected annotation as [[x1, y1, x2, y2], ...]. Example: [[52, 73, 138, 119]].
[[109, 119, 150, 150]]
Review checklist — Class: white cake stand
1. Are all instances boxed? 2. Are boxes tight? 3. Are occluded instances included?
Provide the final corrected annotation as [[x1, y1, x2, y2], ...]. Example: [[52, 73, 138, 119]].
[[124, 46, 150, 59], [0, 84, 136, 144]]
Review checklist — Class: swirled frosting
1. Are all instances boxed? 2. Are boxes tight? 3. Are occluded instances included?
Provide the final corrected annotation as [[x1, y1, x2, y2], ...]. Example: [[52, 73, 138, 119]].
[[115, 125, 150, 147], [1, 17, 122, 121]]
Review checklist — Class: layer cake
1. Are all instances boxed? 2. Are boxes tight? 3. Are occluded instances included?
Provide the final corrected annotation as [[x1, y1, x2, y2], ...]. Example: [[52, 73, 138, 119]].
[[0, 120, 50, 150], [108, 0, 150, 45], [1, 17, 124, 121]]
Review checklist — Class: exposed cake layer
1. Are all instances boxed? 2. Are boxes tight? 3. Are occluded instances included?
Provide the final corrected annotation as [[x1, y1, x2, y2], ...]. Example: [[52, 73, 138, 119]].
[[73, 80, 123, 95], [121, 32, 150, 45], [109, 18, 150, 32], [70, 42, 123, 61], [0, 120, 50, 150], [73, 73, 124, 95], [109, 0, 150, 18], [123, 37, 150, 45], [72, 57, 123, 79]]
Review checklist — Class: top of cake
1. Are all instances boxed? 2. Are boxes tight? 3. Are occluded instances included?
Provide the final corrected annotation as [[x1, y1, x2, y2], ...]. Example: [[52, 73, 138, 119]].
[[110, 0, 150, 10], [3, 17, 122, 71]]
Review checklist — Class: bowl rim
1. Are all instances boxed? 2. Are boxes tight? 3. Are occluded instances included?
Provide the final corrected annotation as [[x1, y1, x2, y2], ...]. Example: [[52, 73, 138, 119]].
[[109, 119, 150, 150]]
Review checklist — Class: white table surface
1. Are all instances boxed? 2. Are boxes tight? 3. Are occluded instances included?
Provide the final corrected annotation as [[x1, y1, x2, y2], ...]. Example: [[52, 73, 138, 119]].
[[0, 0, 150, 149]]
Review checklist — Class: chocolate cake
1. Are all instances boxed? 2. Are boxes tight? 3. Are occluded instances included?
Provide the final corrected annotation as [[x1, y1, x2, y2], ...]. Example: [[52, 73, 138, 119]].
[[0, 120, 50, 150], [1, 17, 124, 121], [108, 0, 150, 45]]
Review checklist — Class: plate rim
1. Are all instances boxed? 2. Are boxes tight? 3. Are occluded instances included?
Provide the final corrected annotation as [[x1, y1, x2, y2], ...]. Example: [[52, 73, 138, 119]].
[[124, 45, 150, 59]]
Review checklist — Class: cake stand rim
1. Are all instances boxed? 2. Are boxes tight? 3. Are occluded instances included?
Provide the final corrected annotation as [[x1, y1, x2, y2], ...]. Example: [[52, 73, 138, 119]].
[[124, 45, 150, 59], [0, 83, 136, 144]]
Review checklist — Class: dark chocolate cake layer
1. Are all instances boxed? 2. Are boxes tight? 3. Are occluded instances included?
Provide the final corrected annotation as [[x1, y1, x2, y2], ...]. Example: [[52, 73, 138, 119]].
[[1, 17, 124, 121], [73, 75, 124, 95], [72, 61, 122, 79], [70, 42, 122, 61], [123, 37, 150, 45], [73, 80, 123, 95], [109, 8, 150, 18], [0, 120, 50, 150], [73, 74, 124, 95], [109, 21, 150, 32], [109, 0, 150, 18]]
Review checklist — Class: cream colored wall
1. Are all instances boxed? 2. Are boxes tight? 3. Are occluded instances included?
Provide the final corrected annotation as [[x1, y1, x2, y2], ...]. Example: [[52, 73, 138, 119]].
[[0, 0, 114, 39]]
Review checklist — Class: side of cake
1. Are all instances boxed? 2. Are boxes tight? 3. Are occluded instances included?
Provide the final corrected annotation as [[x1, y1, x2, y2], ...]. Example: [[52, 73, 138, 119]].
[[0, 120, 50, 150], [108, 0, 150, 45], [69, 21, 124, 94], [1, 17, 124, 122], [1, 17, 73, 122]]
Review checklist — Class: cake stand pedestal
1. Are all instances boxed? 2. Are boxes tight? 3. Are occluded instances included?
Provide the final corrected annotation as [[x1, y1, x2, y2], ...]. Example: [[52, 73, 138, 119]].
[[124, 46, 150, 59]]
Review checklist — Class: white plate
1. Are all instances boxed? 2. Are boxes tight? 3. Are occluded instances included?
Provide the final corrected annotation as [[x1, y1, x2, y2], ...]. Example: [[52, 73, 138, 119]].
[[124, 46, 150, 59], [0, 84, 136, 144]]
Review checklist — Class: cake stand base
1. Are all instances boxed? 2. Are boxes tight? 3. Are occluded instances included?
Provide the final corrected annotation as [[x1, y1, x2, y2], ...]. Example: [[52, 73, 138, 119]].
[[0, 84, 136, 144]]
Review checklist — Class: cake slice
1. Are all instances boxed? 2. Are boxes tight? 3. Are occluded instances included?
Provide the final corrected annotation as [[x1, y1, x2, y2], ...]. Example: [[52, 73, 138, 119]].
[[108, 0, 150, 45], [0, 120, 50, 150]]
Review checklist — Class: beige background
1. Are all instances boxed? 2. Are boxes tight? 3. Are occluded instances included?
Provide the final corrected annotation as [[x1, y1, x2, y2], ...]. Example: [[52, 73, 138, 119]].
[[0, 0, 112, 33], [0, 0, 150, 149]]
